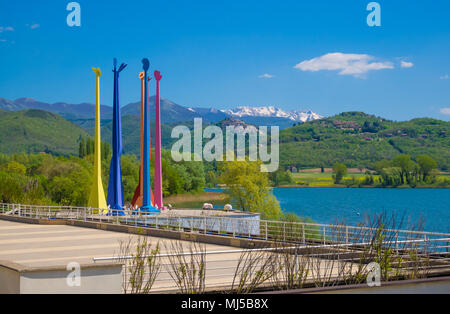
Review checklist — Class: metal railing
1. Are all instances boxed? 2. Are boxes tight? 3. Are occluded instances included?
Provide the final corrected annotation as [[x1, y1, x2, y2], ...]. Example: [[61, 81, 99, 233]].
[[94, 240, 450, 293], [1, 202, 450, 251], [2, 202, 450, 293]]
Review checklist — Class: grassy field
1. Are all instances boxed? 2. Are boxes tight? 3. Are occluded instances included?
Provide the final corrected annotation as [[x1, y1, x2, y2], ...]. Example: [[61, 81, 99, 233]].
[[164, 191, 229, 208], [291, 171, 374, 186], [291, 169, 449, 187]]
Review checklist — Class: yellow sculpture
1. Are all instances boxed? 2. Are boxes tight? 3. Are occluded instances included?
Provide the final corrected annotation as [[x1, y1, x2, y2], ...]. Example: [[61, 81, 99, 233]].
[[88, 67, 107, 213]]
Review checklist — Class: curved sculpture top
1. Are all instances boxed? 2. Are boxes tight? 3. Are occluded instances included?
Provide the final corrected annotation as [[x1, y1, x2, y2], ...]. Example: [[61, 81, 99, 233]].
[[92, 67, 101, 77], [154, 70, 162, 81], [142, 58, 150, 72]]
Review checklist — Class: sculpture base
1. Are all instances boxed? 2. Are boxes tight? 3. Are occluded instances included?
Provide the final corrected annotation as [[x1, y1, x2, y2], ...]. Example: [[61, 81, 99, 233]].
[[139, 205, 159, 214], [107, 207, 125, 216]]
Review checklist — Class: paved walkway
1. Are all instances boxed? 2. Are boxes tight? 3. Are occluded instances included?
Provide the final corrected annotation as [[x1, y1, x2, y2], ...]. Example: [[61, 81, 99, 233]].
[[0, 219, 236, 268], [0, 219, 358, 293]]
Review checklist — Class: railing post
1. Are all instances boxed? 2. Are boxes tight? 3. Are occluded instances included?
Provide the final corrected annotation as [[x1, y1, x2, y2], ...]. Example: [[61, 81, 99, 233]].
[[323, 227, 326, 245], [346, 226, 349, 244], [204, 217, 207, 234], [18, 204, 21, 216], [395, 232, 399, 253], [265, 221, 268, 240], [301, 224, 305, 243]]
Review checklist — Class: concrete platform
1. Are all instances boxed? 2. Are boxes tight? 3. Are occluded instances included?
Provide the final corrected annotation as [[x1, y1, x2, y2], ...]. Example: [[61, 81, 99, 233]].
[[0, 219, 238, 268]]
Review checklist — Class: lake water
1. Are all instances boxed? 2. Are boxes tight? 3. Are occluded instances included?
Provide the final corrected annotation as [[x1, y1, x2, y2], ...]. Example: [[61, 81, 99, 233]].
[[206, 188, 450, 233]]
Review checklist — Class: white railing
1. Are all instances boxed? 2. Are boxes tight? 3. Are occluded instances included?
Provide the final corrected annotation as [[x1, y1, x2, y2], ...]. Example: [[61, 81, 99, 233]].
[[94, 240, 450, 293], [1, 202, 450, 293], [1, 202, 450, 253]]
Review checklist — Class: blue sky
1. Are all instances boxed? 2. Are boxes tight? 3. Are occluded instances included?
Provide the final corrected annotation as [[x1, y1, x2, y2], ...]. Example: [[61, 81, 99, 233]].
[[0, 0, 449, 121]]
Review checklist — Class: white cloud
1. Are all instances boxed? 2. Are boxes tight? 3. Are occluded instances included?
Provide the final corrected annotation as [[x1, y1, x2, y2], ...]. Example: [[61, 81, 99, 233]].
[[440, 74, 449, 80], [0, 26, 14, 33], [258, 73, 274, 79], [440, 108, 450, 115], [30, 24, 40, 29], [401, 61, 414, 68], [294, 52, 394, 77]]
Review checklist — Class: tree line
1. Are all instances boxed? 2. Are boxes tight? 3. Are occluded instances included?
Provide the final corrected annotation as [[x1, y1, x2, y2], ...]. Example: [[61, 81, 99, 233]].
[[0, 149, 206, 207], [331, 154, 449, 187]]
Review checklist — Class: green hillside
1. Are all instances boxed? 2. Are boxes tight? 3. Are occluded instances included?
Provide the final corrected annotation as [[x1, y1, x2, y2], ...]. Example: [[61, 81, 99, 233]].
[[76, 114, 178, 155], [0, 109, 89, 155], [1, 109, 448, 172], [280, 112, 450, 170]]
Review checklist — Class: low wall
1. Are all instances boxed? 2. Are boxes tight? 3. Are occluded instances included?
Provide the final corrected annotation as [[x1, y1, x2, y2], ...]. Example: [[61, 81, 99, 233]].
[[0, 260, 123, 294], [0, 214, 269, 249]]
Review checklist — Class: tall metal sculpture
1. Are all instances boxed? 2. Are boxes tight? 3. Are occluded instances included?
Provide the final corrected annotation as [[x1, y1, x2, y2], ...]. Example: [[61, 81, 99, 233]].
[[131, 71, 154, 208], [141, 59, 158, 213], [107, 58, 127, 215], [88, 67, 107, 213], [154, 70, 163, 209]]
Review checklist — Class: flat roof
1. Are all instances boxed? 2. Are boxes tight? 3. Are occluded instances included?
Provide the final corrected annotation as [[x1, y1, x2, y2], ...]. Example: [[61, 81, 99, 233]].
[[0, 219, 237, 268]]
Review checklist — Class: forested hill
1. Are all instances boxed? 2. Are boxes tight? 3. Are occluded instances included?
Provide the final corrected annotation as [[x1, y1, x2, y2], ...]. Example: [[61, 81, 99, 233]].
[[0, 109, 448, 171], [280, 112, 450, 170], [0, 109, 89, 155]]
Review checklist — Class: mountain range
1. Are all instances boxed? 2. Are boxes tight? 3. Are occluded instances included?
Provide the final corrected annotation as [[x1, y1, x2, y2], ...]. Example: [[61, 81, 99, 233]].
[[2, 96, 448, 171], [220, 106, 323, 122], [0, 97, 322, 128]]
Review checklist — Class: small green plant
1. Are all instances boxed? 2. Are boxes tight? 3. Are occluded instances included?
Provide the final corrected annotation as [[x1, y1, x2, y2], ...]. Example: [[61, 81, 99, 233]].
[[230, 245, 277, 293], [165, 241, 206, 294], [117, 236, 161, 294]]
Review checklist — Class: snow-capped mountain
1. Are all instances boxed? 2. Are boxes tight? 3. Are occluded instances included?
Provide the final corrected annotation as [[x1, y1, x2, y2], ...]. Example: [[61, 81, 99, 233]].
[[220, 106, 323, 122]]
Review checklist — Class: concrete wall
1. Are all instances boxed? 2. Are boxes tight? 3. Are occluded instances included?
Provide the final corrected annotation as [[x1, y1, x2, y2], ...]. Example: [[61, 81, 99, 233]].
[[0, 260, 123, 294], [0, 213, 271, 250], [0, 264, 20, 293]]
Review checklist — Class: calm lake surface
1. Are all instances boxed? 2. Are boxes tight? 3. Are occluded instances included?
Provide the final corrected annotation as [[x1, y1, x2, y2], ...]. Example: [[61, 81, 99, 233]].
[[206, 188, 450, 233]]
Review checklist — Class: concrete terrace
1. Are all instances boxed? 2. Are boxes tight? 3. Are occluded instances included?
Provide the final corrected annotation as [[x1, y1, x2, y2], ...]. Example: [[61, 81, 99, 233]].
[[0, 219, 237, 268], [0, 219, 251, 292]]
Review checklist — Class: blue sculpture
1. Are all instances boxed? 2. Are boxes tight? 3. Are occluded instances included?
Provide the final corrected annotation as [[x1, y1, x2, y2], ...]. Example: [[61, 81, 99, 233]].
[[140, 58, 158, 213], [107, 58, 127, 216]]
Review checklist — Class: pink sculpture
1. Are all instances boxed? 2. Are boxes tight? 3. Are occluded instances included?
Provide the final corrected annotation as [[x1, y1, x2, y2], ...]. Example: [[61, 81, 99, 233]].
[[154, 70, 163, 208]]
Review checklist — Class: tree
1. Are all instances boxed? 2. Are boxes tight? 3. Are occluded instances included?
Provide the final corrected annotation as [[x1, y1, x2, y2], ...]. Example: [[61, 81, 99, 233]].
[[79, 137, 86, 158], [392, 154, 415, 185], [417, 155, 437, 182], [379, 167, 403, 186], [7, 161, 26, 175], [373, 160, 392, 174], [205, 170, 217, 188], [220, 160, 282, 220], [269, 169, 294, 187], [332, 162, 347, 184]]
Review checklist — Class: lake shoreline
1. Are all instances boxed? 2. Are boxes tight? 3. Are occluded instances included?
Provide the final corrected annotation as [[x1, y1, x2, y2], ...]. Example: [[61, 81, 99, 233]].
[[275, 184, 450, 189]]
